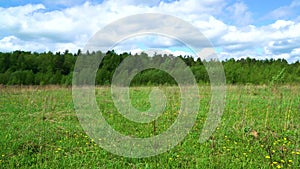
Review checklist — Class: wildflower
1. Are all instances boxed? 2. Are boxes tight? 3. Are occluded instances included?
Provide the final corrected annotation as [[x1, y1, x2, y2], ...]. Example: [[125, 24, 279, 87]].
[[272, 150, 275, 153], [176, 155, 180, 158], [276, 165, 281, 168], [280, 160, 285, 163], [288, 160, 292, 163], [169, 157, 173, 161], [284, 137, 287, 141], [296, 151, 300, 155], [265, 155, 270, 159], [272, 161, 278, 165]]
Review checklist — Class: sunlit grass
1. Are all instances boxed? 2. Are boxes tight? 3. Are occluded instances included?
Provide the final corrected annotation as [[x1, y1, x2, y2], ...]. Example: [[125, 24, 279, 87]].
[[0, 85, 299, 168]]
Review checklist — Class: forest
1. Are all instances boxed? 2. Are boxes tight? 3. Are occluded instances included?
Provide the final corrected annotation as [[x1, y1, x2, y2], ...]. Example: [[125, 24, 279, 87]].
[[0, 50, 299, 85]]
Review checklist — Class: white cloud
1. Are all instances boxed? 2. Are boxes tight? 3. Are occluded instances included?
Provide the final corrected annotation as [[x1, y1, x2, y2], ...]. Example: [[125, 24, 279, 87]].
[[266, 0, 300, 20], [106, 0, 161, 6], [43, 0, 86, 7], [291, 48, 300, 55], [192, 16, 228, 41], [270, 20, 294, 29], [0, 0, 299, 63], [0, 4, 45, 31], [221, 25, 262, 44], [0, 36, 48, 52], [0, 35, 80, 52], [226, 2, 253, 26]]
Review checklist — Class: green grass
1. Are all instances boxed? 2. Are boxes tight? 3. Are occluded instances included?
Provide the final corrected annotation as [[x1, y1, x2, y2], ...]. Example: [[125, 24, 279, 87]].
[[0, 85, 299, 168]]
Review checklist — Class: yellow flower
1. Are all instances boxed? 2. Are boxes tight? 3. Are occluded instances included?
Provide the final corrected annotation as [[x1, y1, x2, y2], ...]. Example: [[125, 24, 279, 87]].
[[284, 137, 287, 141], [272, 161, 278, 165], [265, 155, 270, 159], [296, 151, 300, 155], [276, 165, 281, 168], [176, 155, 180, 158], [169, 157, 173, 161], [280, 160, 285, 163], [288, 160, 292, 163]]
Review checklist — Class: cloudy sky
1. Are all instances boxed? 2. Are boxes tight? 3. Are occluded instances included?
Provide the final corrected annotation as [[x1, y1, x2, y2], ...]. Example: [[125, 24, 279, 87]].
[[1, 0, 300, 62]]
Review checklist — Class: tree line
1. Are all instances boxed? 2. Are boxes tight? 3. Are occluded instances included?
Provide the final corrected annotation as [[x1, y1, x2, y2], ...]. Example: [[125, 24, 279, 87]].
[[0, 50, 299, 85]]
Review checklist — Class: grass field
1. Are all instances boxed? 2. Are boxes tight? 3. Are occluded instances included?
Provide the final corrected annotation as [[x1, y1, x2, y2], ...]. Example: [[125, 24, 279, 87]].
[[0, 85, 299, 168]]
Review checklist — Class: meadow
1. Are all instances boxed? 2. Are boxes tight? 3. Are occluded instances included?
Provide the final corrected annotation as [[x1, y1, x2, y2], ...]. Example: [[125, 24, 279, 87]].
[[0, 85, 299, 168]]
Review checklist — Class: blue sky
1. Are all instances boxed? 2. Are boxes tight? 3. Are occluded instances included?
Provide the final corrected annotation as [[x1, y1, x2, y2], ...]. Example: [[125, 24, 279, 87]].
[[0, 0, 300, 62], [1, 0, 297, 23]]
